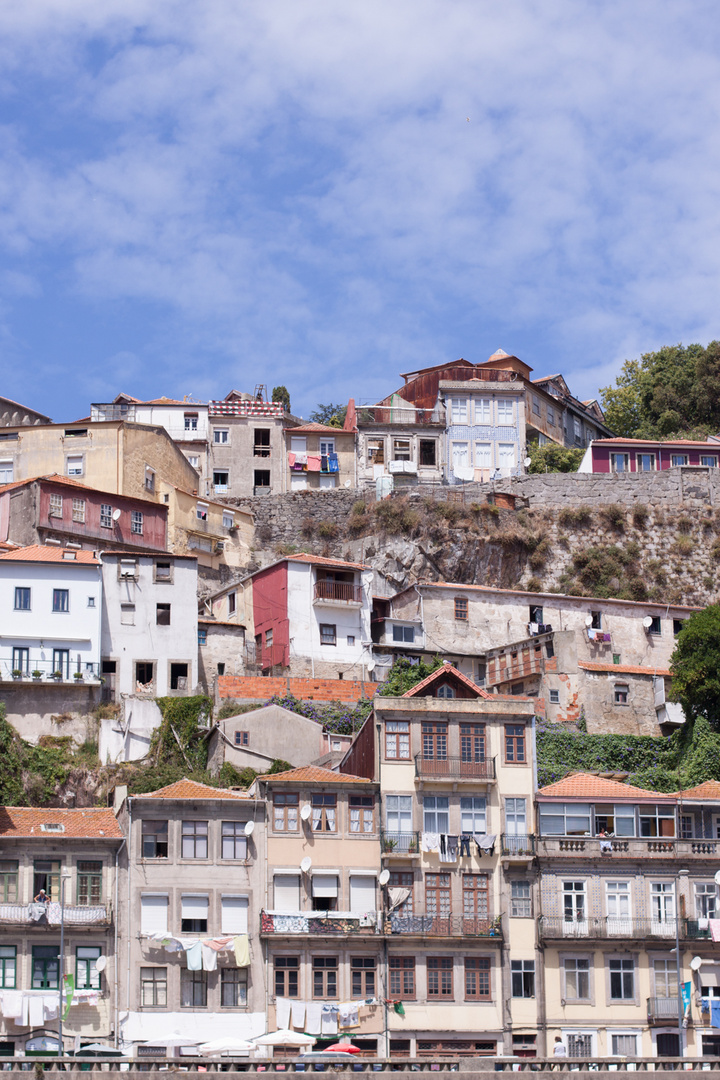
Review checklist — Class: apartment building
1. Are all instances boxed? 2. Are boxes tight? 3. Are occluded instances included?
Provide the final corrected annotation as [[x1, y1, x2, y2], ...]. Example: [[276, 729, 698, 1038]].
[[341, 662, 538, 1057], [0, 806, 123, 1055], [117, 778, 266, 1052], [158, 482, 253, 571], [100, 551, 198, 699], [208, 392, 295, 498], [440, 377, 526, 482], [91, 394, 210, 483], [352, 397, 445, 490], [285, 423, 356, 492], [256, 765, 383, 1053], [536, 774, 720, 1059]]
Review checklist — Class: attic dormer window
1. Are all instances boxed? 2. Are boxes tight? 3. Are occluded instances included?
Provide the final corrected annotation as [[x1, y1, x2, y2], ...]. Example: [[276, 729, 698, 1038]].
[[41, 823, 64, 833], [436, 684, 455, 699]]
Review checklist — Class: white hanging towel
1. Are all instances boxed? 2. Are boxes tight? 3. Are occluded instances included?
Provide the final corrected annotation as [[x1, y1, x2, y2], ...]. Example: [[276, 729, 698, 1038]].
[[201, 944, 217, 971], [306, 1002, 322, 1034], [276, 996, 291, 1029], [291, 1000, 306, 1029]]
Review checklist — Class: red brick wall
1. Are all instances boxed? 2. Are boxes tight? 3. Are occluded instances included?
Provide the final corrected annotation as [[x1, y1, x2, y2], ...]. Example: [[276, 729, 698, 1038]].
[[218, 674, 379, 703]]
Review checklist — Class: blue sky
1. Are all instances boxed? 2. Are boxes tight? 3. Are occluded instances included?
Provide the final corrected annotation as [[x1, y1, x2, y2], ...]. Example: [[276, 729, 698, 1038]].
[[1, 0, 720, 421]]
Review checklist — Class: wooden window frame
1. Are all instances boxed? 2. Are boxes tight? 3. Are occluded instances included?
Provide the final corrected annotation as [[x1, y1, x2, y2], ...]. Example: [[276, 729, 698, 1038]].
[[454, 596, 468, 621], [427, 956, 454, 999], [465, 956, 491, 1000], [389, 956, 415, 999], [504, 724, 526, 764], [273, 793, 299, 832]]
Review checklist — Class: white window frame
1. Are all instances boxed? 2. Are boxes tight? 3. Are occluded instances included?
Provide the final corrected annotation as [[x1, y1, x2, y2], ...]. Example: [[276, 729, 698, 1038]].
[[497, 399, 514, 425], [636, 453, 656, 472], [66, 454, 84, 477], [609, 1032, 640, 1058], [475, 398, 491, 425], [451, 398, 468, 424], [701, 455, 718, 467], [475, 442, 492, 469], [319, 438, 336, 456], [0, 460, 13, 484], [610, 453, 630, 473], [671, 454, 688, 466], [213, 428, 229, 444]]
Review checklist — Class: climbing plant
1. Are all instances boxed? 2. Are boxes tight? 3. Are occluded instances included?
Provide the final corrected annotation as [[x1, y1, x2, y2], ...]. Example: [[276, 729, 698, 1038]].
[[150, 695, 214, 772]]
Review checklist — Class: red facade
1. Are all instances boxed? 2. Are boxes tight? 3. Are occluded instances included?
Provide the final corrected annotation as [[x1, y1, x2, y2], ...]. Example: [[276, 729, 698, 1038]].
[[590, 440, 720, 474], [252, 561, 290, 669], [36, 479, 167, 550]]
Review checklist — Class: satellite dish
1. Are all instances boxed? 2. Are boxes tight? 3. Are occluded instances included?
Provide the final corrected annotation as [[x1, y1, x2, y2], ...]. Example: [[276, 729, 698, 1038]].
[[94, 956, 107, 973], [244, 820, 255, 836], [524, 457, 532, 468], [643, 616, 653, 629], [585, 615, 593, 627], [367, 661, 375, 673], [112, 509, 121, 521], [379, 869, 390, 885], [691, 956, 704, 971], [300, 857, 312, 873], [300, 804, 312, 822], [714, 870, 720, 887]]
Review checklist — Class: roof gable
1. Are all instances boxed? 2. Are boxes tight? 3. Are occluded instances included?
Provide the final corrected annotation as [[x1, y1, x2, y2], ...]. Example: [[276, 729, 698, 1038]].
[[260, 764, 371, 784], [537, 771, 668, 801], [401, 661, 492, 699], [137, 778, 249, 800], [677, 781, 720, 800]]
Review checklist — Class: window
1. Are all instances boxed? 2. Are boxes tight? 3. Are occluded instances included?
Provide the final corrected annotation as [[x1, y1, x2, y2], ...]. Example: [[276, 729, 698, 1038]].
[[32, 946, 59, 989], [511, 881, 532, 918], [453, 596, 470, 622], [254, 469, 270, 488], [419, 439, 436, 466], [610, 453, 629, 473], [136, 661, 154, 687], [0, 460, 13, 483], [131, 510, 143, 535], [422, 722, 447, 761], [197, 628, 207, 650], [77, 861, 102, 905], [497, 400, 514, 424], [671, 454, 688, 466], [547, 406, 555, 425], [66, 454, 83, 476], [386, 795, 412, 835], [640, 806, 675, 838], [223, 512, 234, 529], [76, 946, 101, 990], [319, 438, 335, 457], [451, 398, 468, 423], [389, 872, 414, 914], [389, 956, 415, 998], [311, 793, 337, 832], [140, 894, 169, 934], [701, 456, 718, 467], [367, 437, 385, 464], [529, 603, 543, 624], [184, 412, 198, 431], [568, 1034, 594, 1058], [696, 882, 716, 919], [532, 395, 541, 416], [476, 398, 491, 424], [221, 968, 247, 1006], [143, 468, 155, 493], [49, 493, 63, 517], [352, 957, 376, 998], [217, 662, 225, 675], [423, 797, 449, 833], [611, 1035, 638, 1057], [564, 957, 590, 1000], [213, 471, 229, 491], [573, 417, 582, 441], [141, 967, 167, 1007], [392, 624, 415, 643], [614, 683, 629, 705], [12, 646, 29, 673], [637, 453, 655, 471], [181, 821, 208, 859], [0, 946, 16, 989], [14, 587, 30, 611], [426, 873, 451, 919], [181, 894, 209, 933], [460, 796, 486, 834], [313, 956, 337, 998], [511, 959, 535, 997], [50, 588, 70, 614], [385, 720, 410, 759], [228, 591, 237, 615], [156, 603, 171, 626], [275, 957, 299, 998], [235, 730, 249, 746], [347, 634, 355, 646], [222, 822, 248, 860], [320, 623, 337, 645], [221, 896, 248, 935], [673, 619, 684, 636], [452, 442, 469, 471], [461, 723, 485, 764], [274, 793, 299, 831], [120, 603, 135, 625], [539, 804, 592, 836], [142, 820, 168, 858], [427, 956, 453, 998], [475, 442, 492, 468], [648, 616, 662, 635], [188, 454, 200, 469], [181, 968, 207, 1007], [0, 862, 18, 903], [505, 724, 526, 762], [349, 795, 374, 833], [214, 428, 229, 444], [654, 958, 678, 998], [681, 814, 694, 839], [393, 438, 411, 461], [253, 429, 271, 457], [465, 957, 491, 1000], [610, 958, 634, 999], [265, 628, 273, 649], [498, 443, 515, 470], [549, 689, 560, 704], [436, 683, 455, 698]]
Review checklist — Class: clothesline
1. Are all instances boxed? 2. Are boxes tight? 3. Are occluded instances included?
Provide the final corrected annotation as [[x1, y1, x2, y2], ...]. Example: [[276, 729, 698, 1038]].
[[0, 988, 100, 1026], [143, 932, 250, 969], [275, 996, 378, 1036], [420, 832, 496, 860]]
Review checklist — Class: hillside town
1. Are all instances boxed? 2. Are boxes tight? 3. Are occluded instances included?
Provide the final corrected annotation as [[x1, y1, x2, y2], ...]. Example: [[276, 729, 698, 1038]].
[[2, 352, 720, 1064]]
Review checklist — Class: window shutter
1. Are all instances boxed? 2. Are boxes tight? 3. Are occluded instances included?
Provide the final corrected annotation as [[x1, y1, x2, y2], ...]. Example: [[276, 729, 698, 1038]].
[[312, 874, 339, 898], [140, 895, 168, 934], [181, 895, 209, 921], [349, 876, 376, 912], [221, 896, 248, 934], [274, 874, 301, 911]]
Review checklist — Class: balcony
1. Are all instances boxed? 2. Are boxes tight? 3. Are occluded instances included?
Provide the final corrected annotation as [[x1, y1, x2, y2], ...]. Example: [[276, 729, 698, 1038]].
[[414, 754, 496, 783], [647, 997, 682, 1024], [313, 580, 363, 606], [381, 830, 421, 857], [260, 910, 380, 936], [387, 910, 503, 939], [357, 404, 445, 427], [500, 834, 535, 859], [537, 836, 688, 858], [539, 916, 690, 942], [0, 902, 112, 927], [1, 660, 102, 684]]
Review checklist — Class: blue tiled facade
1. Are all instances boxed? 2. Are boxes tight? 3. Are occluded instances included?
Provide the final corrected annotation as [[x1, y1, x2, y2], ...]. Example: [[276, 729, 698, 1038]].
[[443, 388, 524, 483]]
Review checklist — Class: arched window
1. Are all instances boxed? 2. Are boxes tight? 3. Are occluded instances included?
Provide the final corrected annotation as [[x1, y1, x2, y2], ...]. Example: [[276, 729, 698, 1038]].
[[436, 684, 455, 699]]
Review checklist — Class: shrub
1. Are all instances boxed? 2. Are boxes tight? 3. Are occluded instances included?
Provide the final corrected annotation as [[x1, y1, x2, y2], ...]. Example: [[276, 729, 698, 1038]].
[[673, 535, 695, 556], [558, 507, 593, 527], [434, 502, 463, 526], [529, 550, 547, 571], [317, 520, 339, 540], [526, 576, 543, 592], [217, 701, 262, 720], [632, 504, 649, 529], [677, 516, 694, 534], [374, 497, 421, 535], [352, 500, 368, 516], [300, 517, 315, 538], [712, 539, 720, 561], [218, 762, 257, 788], [599, 503, 625, 531]]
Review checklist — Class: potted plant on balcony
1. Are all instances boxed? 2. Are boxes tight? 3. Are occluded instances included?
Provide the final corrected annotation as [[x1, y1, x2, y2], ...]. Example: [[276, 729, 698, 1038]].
[[11, 669, 23, 680], [407, 838, 418, 854], [32, 670, 43, 681], [52, 670, 63, 681], [73, 672, 84, 682], [382, 838, 398, 853]]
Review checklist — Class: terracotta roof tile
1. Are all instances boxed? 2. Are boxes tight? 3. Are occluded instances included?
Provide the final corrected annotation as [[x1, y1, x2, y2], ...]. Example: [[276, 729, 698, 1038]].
[[677, 781, 720, 800], [0, 545, 100, 565], [578, 661, 671, 677], [0, 807, 123, 839], [537, 771, 668, 801], [286, 422, 353, 434], [259, 764, 371, 784], [0, 475, 164, 506], [400, 661, 493, 699], [137, 778, 250, 800], [288, 553, 370, 571]]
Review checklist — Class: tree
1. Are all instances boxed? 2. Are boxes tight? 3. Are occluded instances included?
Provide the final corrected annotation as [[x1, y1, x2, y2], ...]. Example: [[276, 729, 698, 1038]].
[[527, 441, 585, 474], [310, 403, 347, 427], [670, 605, 720, 728], [380, 655, 445, 697], [272, 386, 291, 411]]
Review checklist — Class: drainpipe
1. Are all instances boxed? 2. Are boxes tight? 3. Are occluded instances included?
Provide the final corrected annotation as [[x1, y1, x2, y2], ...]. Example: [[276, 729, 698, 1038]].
[[124, 798, 133, 1052], [113, 835, 126, 1047]]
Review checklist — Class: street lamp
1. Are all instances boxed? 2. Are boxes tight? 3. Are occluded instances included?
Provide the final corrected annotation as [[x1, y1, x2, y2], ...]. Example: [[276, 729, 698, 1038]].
[[57, 871, 72, 1057], [675, 869, 689, 1058]]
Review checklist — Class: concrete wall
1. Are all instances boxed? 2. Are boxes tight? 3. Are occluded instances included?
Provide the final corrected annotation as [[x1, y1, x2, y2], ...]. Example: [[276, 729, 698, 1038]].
[[207, 703, 329, 773], [209, 413, 289, 497], [198, 622, 247, 689], [1, 684, 102, 742], [99, 696, 164, 763]]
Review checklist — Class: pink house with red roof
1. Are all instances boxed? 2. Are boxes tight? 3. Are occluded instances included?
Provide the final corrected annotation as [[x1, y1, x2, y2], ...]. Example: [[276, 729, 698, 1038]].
[[579, 437, 720, 474]]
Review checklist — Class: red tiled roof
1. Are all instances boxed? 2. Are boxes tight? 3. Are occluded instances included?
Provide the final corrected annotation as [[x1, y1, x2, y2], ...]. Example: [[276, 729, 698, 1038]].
[[537, 771, 667, 801], [677, 781, 720, 800], [259, 764, 371, 784], [286, 422, 352, 434], [136, 778, 250, 800], [0, 807, 123, 839], [0, 545, 100, 565], [400, 661, 492, 699], [579, 661, 671, 677], [0, 540, 18, 551], [288, 553, 370, 571], [0, 474, 162, 506]]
